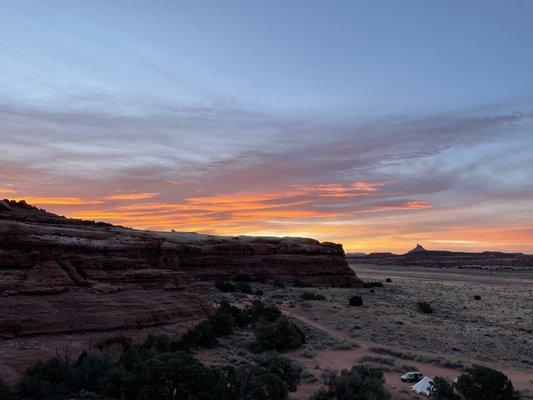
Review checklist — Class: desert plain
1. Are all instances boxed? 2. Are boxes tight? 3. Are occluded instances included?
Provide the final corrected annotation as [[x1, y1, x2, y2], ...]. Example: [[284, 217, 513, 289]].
[[197, 263, 533, 399]]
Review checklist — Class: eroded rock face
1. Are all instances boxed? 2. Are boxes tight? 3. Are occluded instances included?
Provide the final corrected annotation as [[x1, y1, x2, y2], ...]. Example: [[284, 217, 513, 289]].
[[0, 200, 361, 340], [0, 200, 361, 382]]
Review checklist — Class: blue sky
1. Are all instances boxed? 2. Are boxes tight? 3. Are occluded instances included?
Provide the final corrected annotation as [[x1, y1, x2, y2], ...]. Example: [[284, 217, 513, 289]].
[[1, 0, 533, 252], [2, 1, 532, 112]]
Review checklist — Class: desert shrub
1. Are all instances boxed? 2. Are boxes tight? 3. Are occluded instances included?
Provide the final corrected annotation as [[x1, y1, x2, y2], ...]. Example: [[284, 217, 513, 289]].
[[272, 278, 285, 288], [16, 353, 114, 400], [135, 352, 225, 400], [0, 379, 11, 400], [474, 295, 481, 300], [207, 311, 236, 337], [417, 301, 433, 314], [430, 377, 459, 400], [255, 288, 264, 296], [363, 281, 384, 288], [301, 292, 326, 301], [258, 355, 301, 391], [299, 349, 317, 359], [325, 365, 390, 400], [183, 300, 251, 347], [385, 278, 392, 283], [224, 364, 288, 400], [16, 356, 72, 399], [349, 295, 363, 306], [103, 366, 135, 399], [455, 365, 519, 400], [244, 300, 282, 324], [250, 317, 305, 353], [182, 321, 218, 348], [294, 278, 312, 288], [214, 280, 237, 292], [67, 354, 114, 394], [218, 300, 247, 327]]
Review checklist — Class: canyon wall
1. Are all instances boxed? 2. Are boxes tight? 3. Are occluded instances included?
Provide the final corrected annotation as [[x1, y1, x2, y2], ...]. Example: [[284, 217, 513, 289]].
[[0, 200, 361, 339]]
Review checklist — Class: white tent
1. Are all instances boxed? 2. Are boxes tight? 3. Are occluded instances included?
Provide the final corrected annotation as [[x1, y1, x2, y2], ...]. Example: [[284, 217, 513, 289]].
[[411, 376, 433, 396]]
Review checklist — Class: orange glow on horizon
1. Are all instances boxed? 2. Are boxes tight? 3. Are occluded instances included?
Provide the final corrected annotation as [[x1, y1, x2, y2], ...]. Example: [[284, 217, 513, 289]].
[[6, 181, 533, 255]]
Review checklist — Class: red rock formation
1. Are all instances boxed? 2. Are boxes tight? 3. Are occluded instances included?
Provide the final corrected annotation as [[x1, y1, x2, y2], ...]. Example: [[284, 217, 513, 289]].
[[0, 200, 362, 381], [0, 200, 361, 339]]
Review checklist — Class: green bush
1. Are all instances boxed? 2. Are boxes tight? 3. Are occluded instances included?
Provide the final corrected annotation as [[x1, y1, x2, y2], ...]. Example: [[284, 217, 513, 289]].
[[250, 317, 305, 353], [103, 366, 135, 399], [455, 365, 519, 400], [259, 355, 302, 392], [67, 354, 114, 394], [8, 301, 304, 399], [15, 353, 114, 400], [301, 292, 326, 301], [328, 365, 390, 400], [430, 377, 459, 400], [16, 356, 72, 399], [349, 295, 363, 306], [417, 301, 433, 314], [218, 300, 247, 327], [224, 365, 288, 400], [182, 321, 218, 348], [244, 300, 282, 324], [207, 310, 236, 337], [136, 352, 225, 400]]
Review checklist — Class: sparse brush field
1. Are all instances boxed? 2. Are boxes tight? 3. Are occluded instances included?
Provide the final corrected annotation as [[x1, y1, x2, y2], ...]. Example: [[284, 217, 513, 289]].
[[3, 265, 530, 400], [204, 264, 533, 398]]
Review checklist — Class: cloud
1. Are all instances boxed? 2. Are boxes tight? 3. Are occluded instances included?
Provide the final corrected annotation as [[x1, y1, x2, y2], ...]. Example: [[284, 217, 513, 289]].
[[1, 97, 532, 252], [105, 192, 160, 201], [14, 197, 104, 206]]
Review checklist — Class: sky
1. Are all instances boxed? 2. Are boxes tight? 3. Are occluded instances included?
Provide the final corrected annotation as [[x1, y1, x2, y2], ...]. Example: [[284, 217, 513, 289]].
[[1, 0, 533, 253]]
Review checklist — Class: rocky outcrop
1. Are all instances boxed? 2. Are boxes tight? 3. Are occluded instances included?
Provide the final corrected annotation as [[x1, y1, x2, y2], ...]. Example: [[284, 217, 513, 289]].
[[0, 199, 361, 339]]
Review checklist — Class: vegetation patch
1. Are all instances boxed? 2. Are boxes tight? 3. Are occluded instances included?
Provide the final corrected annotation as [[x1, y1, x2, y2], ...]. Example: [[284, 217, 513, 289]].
[[431, 366, 520, 400], [349, 295, 363, 306], [0, 302, 303, 400], [310, 364, 390, 400], [417, 301, 433, 314], [301, 292, 326, 301]]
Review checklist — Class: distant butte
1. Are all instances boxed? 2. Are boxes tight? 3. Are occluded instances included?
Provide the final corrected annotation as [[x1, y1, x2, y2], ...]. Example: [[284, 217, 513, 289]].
[[406, 243, 427, 254], [346, 242, 532, 269]]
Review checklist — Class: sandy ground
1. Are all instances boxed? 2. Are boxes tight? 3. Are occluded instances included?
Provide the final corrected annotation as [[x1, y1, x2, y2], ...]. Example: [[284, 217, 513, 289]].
[[285, 264, 533, 399]]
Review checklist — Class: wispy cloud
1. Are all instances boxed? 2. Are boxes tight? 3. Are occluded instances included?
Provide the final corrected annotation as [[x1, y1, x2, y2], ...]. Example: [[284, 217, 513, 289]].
[[1, 98, 532, 252], [105, 192, 160, 201]]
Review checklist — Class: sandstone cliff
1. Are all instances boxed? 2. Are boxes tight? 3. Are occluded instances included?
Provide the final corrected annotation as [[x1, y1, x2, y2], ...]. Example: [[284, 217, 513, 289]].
[[0, 199, 361, 339]]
